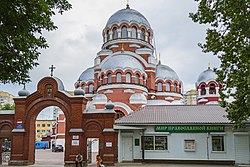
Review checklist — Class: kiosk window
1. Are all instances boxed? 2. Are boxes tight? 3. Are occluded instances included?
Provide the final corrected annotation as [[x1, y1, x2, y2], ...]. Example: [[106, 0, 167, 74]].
[[155, 136, 168, 150], [143, 136, 168, 150], [144, 136, 154, 150], [212, 136, 224, 151]]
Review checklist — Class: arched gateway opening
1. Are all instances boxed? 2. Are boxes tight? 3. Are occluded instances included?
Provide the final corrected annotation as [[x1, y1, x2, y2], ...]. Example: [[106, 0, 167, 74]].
[[8, 77, 118, 166]]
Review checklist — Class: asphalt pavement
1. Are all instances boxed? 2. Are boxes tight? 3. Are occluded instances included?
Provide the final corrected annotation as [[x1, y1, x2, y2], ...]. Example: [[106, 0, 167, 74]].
[[1, 149, 247, 167]]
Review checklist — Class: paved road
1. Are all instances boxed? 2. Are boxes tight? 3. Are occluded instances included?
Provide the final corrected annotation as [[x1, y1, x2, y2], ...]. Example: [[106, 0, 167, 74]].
[[1, 149, 247, 167]]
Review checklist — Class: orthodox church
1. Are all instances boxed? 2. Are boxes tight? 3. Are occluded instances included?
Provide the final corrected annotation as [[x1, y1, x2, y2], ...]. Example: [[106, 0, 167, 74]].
[[72, 5, 250, 165], [74, 4, 220, 118]]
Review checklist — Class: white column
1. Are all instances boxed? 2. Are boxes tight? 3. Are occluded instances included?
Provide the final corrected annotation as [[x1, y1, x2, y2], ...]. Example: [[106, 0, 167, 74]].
[[127, 28, 131, 38], [149, 36, 153, 44], [216, 87, 219, 95], [118, 29, 121, 38], [104, 34, 107, 43], [205, 87, 209, 95], [109, 32, 113, 40], [137, 30, 141, 39], [145, 32, 149, 42], [198, 89, 201, 96]]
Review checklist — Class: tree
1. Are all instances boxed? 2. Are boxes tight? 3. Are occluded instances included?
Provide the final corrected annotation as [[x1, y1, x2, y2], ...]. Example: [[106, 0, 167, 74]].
[[1, 103, 15, 110], [0, 0, 72, 84], [190, 0, 250, 127]]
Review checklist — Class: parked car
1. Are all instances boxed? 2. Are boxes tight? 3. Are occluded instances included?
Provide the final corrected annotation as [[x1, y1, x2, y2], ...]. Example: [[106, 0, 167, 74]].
[[52, 145, 63, 152]]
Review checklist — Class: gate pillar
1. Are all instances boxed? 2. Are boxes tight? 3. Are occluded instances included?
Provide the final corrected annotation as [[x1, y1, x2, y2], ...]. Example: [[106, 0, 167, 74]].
[[9, 129, 27, 165], [83, 106, 118, 166], [0, 138, 2, 165]]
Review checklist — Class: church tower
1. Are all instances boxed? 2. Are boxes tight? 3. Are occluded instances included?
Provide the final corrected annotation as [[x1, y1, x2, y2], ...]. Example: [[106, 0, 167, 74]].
[[75, 4, 183, 117], [196, 66, 221, 104]]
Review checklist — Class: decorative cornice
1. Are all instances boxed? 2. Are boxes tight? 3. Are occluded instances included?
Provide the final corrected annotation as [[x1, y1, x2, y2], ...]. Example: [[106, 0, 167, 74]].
[[97, 84, 148, 93]]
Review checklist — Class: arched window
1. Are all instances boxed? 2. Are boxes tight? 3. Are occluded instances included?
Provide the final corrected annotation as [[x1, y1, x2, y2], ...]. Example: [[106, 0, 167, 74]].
[[108, 73, 112, 84], [174, 83, 177, 92], [166, 82, 171, 91], [115, 110, 125, 119], [121, 26, 128, 38], [88, 84, 94, 93], [113, 27, 118, 39], [101, 75, 104, 84], [116, 72, 122, 82], [157, 82, 163, 92], [148, 31, 151, 42], [209, 83, 216, 94], [201, 85, 206, 95], [140, 28, 145, 40], [135, 74, 140, 84], [179, 84, 182, 93], [142, 76, 146, 85], [131, 26, 137, 38], [107, 30, 110, 41], [126, 73, 131, 83]]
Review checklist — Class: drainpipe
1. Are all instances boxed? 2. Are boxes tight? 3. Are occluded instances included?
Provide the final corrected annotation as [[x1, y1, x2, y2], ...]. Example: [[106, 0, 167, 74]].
[[206, 133, 209, 160], [141, 129, 145, 164]]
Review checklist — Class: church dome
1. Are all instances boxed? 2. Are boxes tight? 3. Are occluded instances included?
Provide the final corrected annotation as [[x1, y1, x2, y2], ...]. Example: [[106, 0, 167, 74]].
[[78, 67, 94, 83], [156, 63, 181, 82], [105, 6, 151, 29], [53, 77, 65, 91], [129, 93, 147, 104], [101, 54, 145, 73], [197, 67, 217, 84], [18, 87, 30, 97], [105, 100, 115, 110], [74, 87, 85, 96]]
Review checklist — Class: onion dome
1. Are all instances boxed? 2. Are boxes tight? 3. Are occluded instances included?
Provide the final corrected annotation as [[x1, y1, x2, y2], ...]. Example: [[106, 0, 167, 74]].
[[105, 6, 151, 29], [101, 54, 144, 73], [78, 67, 94, 83], [156, 63, 181, 82], [18, 85, 30, 97], [93, 94, 108, 104], [74, 87, 85, 96], [53, 77, 65, 91], [105, 100, 115, 110], [197, 67, 217, 84], [129, 93, 147, 104]]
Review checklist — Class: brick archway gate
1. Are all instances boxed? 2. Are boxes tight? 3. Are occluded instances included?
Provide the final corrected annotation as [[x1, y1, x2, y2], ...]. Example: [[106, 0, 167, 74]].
[[8, 77, 118, 166]]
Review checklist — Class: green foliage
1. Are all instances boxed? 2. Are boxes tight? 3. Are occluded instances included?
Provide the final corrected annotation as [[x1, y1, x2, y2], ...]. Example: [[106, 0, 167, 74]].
[[0, 0, 72, 84], [1, 103, 15, 110], [190, 0, 250, 128]]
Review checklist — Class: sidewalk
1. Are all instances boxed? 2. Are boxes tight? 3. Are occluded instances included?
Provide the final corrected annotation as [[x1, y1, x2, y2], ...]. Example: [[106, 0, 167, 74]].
[[0, 162, 239, 167]]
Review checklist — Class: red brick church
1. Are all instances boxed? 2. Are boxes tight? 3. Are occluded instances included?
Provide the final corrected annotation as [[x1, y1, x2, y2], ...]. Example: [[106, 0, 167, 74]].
[[0, 4, 223, 166]]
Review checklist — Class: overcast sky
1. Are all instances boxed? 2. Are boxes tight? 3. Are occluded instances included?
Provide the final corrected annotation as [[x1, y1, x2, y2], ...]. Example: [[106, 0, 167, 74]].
[[0, 0, 221, 96]]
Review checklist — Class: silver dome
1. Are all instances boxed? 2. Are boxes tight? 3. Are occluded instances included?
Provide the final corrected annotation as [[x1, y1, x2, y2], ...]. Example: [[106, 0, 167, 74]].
[[18, 87, 30, 97], [156, 64, 181, 82], [101, 54, 145, 73], [105, 7, 151, 29], [53, 77, 65, 91], [78, 67, 94, 82], [74, 87, 85, 96], [105, 100, 115, 110], [197, 68, 217, 83]]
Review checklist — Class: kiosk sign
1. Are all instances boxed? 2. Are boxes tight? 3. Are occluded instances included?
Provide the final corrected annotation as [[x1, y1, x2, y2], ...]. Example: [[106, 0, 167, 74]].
[[16, 120, 23, 129], [155, 125, 225, 133]]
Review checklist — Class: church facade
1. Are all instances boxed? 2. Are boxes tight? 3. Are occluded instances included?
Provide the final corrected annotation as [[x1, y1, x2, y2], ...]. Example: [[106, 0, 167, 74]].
[[75, 4, 221, 117], [74, 4, 250, 165]]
